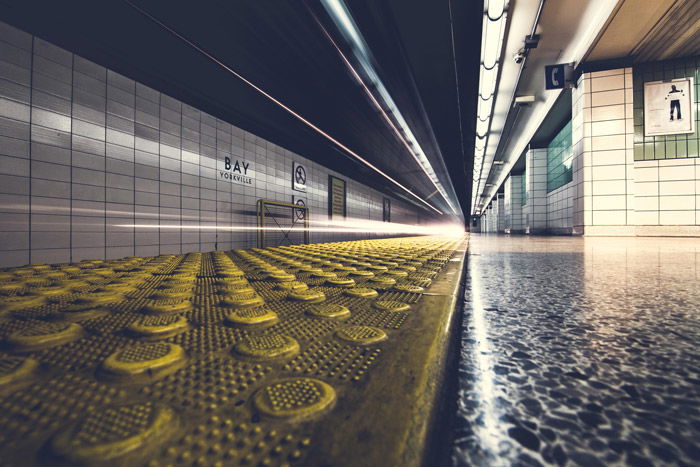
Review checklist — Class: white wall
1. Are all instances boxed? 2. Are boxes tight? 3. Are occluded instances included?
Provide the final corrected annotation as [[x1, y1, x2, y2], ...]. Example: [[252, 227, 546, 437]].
[[633, 158, 700, 235], [547, 183, 574, 234], [524, 148, 547, 233], [572, 67, 636, 235], [496, 193, 505, 233], [504, 174, 524, 233]]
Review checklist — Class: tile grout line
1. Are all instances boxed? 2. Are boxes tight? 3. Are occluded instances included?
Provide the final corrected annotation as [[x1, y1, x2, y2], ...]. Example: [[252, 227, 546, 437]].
[[158, 90, 161, 257], [28, 35, 34, 265], [103, 64, 107, 261], [132, 77, 136, 256], [69, 52, 74, 263], [179, 101, 183, 253]]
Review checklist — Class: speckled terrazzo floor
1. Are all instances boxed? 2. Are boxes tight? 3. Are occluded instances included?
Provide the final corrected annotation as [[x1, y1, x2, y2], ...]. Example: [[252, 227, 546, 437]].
[[453, 235, 700, 466]]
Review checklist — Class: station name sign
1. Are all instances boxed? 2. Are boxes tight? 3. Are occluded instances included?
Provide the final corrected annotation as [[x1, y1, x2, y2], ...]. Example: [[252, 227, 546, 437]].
[[219, 156, 253, 185]]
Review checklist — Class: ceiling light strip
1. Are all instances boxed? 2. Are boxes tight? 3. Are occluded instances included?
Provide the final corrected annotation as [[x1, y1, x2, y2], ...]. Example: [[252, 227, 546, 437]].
[[319, 0, 459, 216], [473, 0, 545, 214], [471, 0, 509, 215], [312, 17, 458, 216]]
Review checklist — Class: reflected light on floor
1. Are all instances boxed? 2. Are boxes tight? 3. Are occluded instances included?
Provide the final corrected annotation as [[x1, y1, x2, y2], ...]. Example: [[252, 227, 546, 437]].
[[466, 257, 509, 463]]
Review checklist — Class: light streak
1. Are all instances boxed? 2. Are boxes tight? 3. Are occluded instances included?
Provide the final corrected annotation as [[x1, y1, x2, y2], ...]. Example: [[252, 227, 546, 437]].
[[114, 217, 465, 237], [465, 254, 509, 463], [124, 0, 443, 215], [318, 0, 460, 216]]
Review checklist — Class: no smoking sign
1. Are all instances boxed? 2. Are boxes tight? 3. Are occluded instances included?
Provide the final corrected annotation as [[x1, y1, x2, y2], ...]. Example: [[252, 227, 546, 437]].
[[293, 196, 307, 221], [292, 162, 307, 192]]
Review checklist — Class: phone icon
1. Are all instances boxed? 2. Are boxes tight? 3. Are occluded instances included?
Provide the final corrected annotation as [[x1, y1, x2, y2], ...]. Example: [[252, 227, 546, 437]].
[[551, 67, 560, 87]]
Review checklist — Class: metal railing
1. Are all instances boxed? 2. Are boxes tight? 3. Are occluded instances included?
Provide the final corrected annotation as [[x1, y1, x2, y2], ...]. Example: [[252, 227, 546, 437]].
[[256, 200, 310, 248]]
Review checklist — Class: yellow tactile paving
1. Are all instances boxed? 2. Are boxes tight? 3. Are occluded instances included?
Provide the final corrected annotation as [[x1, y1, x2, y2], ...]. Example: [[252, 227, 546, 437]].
[[0, 235, 466, 465]]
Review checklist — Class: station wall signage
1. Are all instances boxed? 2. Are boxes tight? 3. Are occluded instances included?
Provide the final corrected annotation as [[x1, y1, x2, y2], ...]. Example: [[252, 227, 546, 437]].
[[383, 198, 391, 222], [292, 162, 307, 192], [293, 195, 307, 221], [644, 77, 695, 136], [219, 156, 253, 186]]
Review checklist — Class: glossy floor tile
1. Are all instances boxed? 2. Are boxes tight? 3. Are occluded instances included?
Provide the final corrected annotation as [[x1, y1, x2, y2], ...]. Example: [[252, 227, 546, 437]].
[[453, 235, 700, 466]]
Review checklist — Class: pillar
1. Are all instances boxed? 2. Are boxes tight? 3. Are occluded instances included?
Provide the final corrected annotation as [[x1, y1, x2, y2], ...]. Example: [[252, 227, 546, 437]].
[[524, 148, 547, 234], [504, 174, 524, 233]]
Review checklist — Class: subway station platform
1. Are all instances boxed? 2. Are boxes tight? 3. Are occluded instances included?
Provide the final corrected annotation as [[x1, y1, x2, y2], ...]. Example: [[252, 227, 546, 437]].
[[0, 236, 466, 466], [1, 0, 699, 465]]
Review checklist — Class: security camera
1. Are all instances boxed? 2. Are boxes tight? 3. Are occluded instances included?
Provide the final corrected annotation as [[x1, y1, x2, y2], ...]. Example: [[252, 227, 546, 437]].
[[513, 49, 527, 64]]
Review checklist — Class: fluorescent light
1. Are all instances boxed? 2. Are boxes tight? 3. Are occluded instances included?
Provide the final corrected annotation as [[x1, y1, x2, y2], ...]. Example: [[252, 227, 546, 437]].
[[479, 66, 498, 98], [487, 0, 508, 19], [471, 0, 510, 216], [514, 95, 536, 104], [477, 97, 493, 119], [320, 0, 460, 216], [482, 15, 506, 69], [476, 118, 490, 137]]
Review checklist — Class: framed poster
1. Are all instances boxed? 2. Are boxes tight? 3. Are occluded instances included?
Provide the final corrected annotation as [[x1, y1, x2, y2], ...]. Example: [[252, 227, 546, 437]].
[[644, 77, 695, 136], [328, 175, 346, 219], [292, 161, 307, 192], [382, 197, 391, 222]]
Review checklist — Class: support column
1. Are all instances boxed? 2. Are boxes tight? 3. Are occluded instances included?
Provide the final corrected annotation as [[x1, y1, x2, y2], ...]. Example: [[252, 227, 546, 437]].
[[496, 193, 505, 233], [572, 67, 635, 235], [486, 203, 495, 232], [504, 174, 524, 233]]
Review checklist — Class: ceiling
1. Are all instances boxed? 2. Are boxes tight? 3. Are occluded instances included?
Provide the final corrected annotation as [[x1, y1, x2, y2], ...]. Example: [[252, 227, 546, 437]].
[[586, 0, 700, 63], [0, 0, 482, 221]]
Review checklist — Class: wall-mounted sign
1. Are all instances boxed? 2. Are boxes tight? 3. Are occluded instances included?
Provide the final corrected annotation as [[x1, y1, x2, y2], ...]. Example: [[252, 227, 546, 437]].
[[383, 198, 391, 222], [644, 77, 695, 136], [292, 162, 307, 192], [219, 156, 253, 185], [544, 63, 574, 90], [292, 195, 307, 221], [328, 175, 346, 219]]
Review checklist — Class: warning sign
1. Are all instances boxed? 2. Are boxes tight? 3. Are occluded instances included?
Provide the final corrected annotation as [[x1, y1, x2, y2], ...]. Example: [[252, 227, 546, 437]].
[[292, 162, 307, 192]]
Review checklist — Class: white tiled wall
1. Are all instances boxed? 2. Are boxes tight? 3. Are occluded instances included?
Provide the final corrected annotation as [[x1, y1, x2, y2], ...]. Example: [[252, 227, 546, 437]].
[[482, 205, 491, 233], [524, 148, 547, 233], [633, 158, 699, 227], [496, 193, 505, 233], [572, 68, 636, 235], [481, 203, 497, 233], [504, 174, 524, 233], [546, 182, 574, 233], [0, 22, 422, 267]]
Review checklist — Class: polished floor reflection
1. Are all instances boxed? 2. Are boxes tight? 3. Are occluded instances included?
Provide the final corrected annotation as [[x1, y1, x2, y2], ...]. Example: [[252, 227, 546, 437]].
[[453, 235, 700, 466]]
